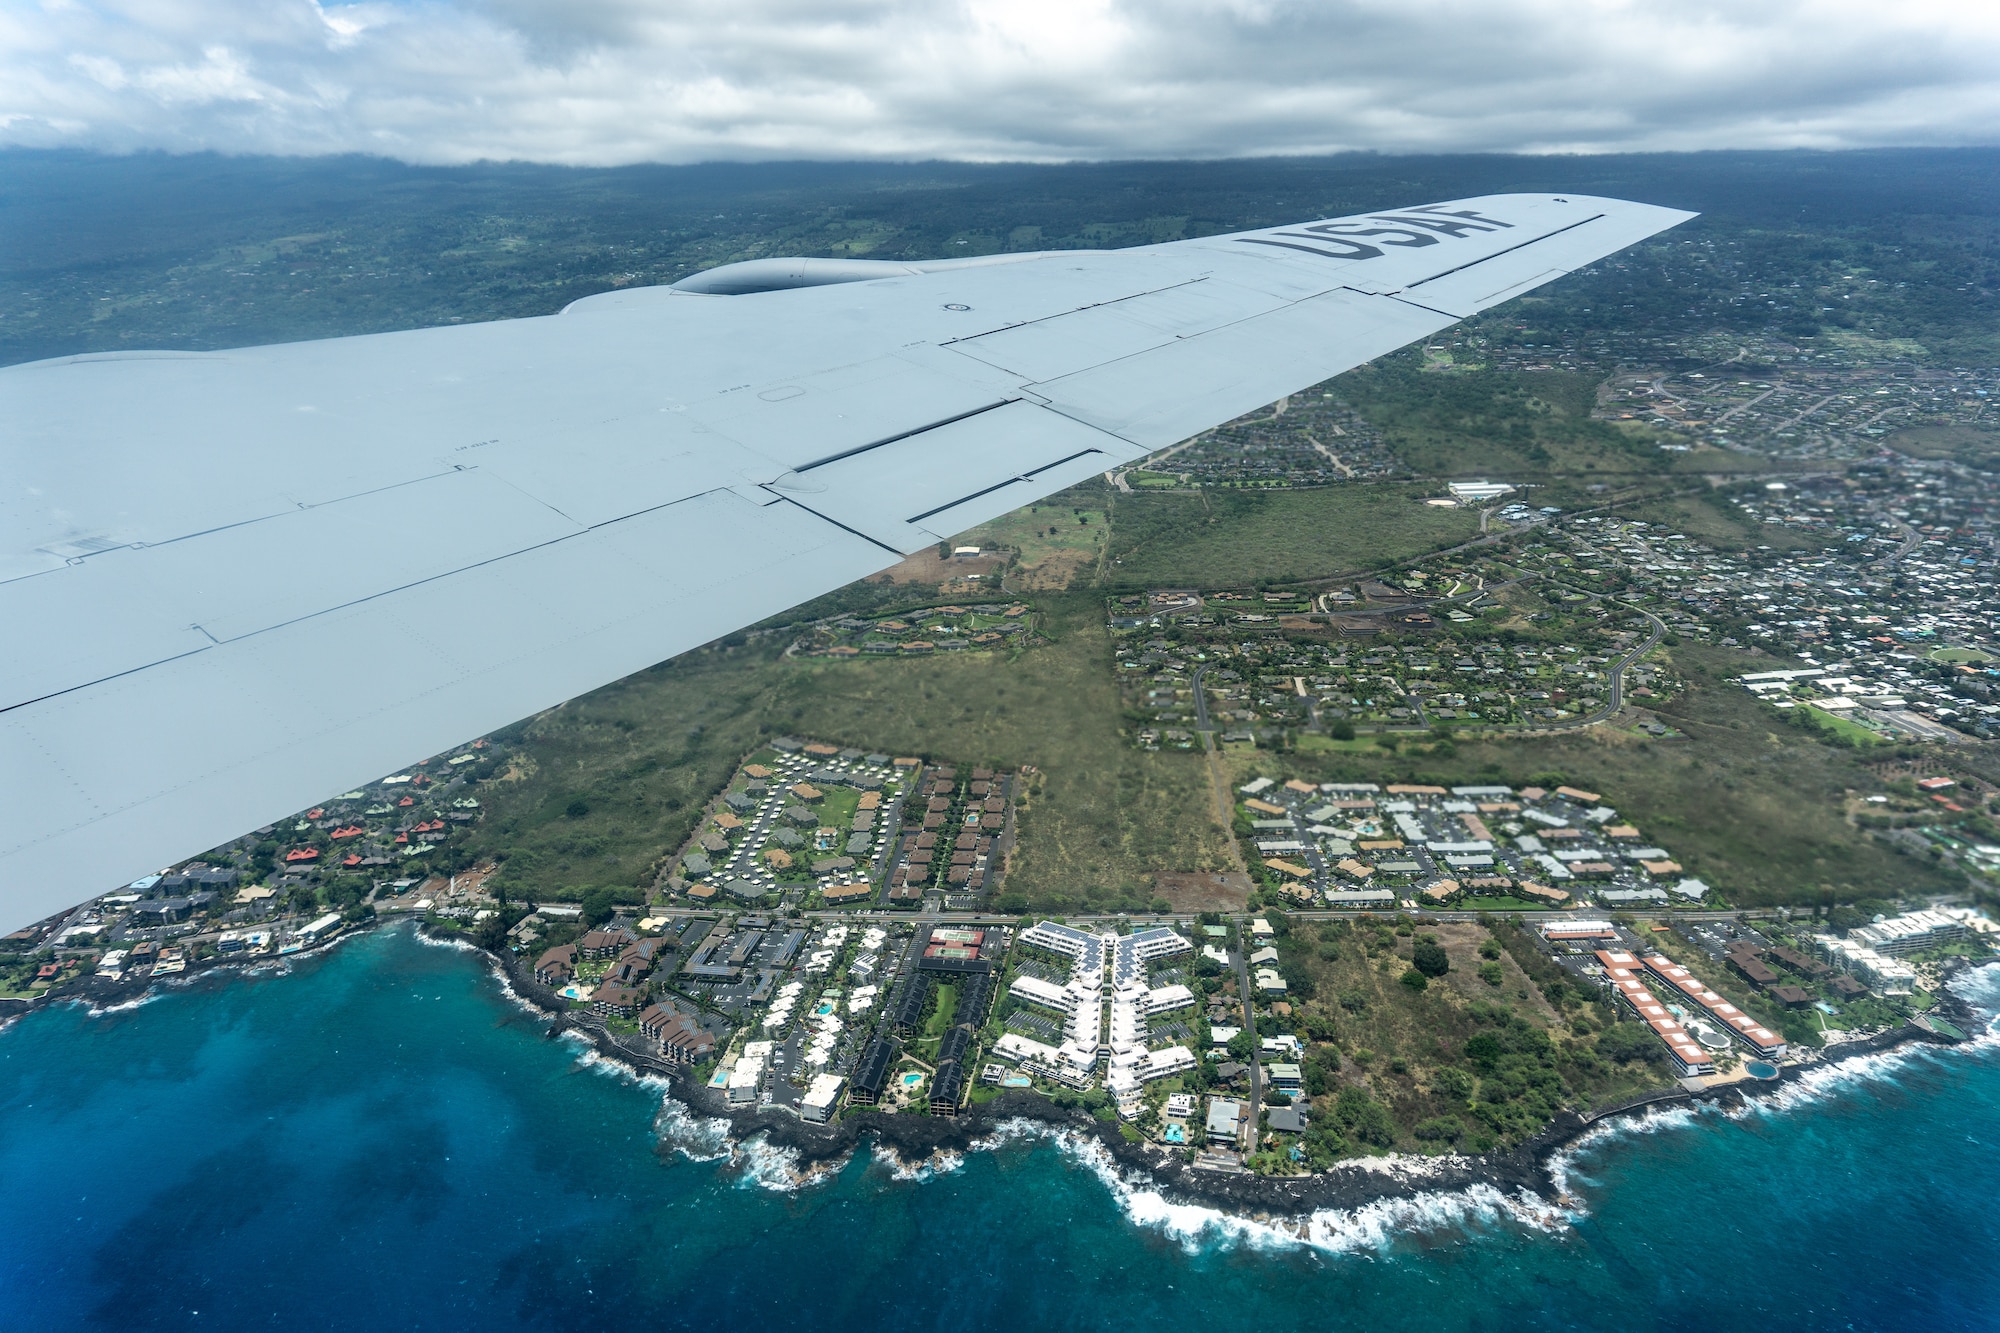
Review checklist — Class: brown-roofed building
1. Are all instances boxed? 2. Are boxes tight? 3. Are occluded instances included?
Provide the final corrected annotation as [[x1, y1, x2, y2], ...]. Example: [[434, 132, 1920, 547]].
[[1829, 975, 1868, 998], [1519, 786, 1548, 801], [1244, 798, 1287, 817], [1358, 839, 1405, 852], [1771, 984, 1813, 1008], [1518, 882, 1570, 904], [744, 764, 774, 779], [980, 814, 1004, 830], [804, 742, 839, 757], [1729, 953, 1781, 987], [1336, 858, 1373, 880], [1639, 859, 1683, 876], [591, 983, 641, 1017], [1769, 945, 1833, 979], [791, 783, 824, 802], [1265, 859, 1312, 879], [1386, 783, 1447, 795], [535, 944, 577, 987], [821, 882, 874, 906], [579, 927, 634, 960], [1604, 824, 1641, 839], [685, 883, 718, 902], [1422, 880, 1461, 903], [1555, 785, 1603, 804]]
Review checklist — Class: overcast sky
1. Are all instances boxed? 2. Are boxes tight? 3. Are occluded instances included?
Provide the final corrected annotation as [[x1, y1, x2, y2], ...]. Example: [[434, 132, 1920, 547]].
[[3, 0, 1996, 164]]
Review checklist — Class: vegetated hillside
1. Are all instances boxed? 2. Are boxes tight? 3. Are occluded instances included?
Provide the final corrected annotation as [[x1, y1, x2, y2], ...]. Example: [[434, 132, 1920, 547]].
[[1234, 917, 1669, 1162], [1099, 483, 1478, 590], [1338, 356, 1676, 482], [469, 593, 1229, 908], [1237, 644, 1962, 908]]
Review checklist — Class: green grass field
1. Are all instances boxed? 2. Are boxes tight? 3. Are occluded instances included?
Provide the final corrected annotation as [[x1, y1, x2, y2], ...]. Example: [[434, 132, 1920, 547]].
[[1101, 483, 1478, 588]]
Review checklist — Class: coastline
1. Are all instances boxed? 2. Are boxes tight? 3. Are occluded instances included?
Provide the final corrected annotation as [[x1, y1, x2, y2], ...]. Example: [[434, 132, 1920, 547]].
[[13, 917, 1990, 1224], [456, 920, 1996, 1220]]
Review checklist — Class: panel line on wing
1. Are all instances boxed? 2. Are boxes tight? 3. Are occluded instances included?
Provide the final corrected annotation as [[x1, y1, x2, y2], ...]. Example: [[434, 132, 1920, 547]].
[[766, 496, 909, 556], [1402, 214, 1605, 289], [0, 488, 739, 717], [937, 276, 1214, 346], [904, 448, 1105, 524], [792, 399, 1015, 473]]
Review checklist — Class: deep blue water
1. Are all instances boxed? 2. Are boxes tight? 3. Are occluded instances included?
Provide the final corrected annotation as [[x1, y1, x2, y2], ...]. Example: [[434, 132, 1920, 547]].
[[2, 925, 1995, 1333]]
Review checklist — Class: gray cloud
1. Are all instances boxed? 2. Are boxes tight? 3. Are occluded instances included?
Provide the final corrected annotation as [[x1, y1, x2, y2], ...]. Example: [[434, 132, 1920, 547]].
[[2, 0, 1995, 163]]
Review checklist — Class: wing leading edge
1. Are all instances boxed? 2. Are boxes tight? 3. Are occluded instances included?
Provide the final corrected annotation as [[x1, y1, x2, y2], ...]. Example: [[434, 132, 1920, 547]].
[[0, 193, 1693, 929]]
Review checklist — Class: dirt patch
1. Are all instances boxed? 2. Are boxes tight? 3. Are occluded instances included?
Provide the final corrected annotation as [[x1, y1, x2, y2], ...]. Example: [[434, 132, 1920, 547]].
[[1014, 548, 1096, 590], [867, 549, 1007, 585], [1153, 870, 1253, 912]]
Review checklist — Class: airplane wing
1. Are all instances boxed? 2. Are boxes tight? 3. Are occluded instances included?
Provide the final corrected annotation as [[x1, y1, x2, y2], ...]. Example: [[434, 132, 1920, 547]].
[[0, 192, 1693, 928]]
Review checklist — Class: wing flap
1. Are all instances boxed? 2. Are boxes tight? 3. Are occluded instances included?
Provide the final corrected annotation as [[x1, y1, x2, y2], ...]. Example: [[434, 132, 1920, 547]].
[[1026, 287, 1452, 451], [0, 488, 892, 921], [768, 400, 1143, 553]]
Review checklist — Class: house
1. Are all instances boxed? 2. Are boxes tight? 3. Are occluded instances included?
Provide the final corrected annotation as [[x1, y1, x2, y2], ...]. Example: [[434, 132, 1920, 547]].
[[849, 1038, 896, 1104], [1265, 1061, 1302, 1090], [801, 1073, 846, 1123], [612, 938, 664, 983], [1266, 1103, 1309, 1135], [578, 928, 633, 960], [1205, 1097, 1243, 1145], [820, 882, 873, 906], [591, 983, 641, 1017], [640, 1005, 717, 1064], [1253, 967, 1287, 994]]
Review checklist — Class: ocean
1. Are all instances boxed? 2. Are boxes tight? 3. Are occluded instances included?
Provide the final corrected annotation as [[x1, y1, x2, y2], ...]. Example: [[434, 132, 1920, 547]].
[[1, 924, 1994, 1333]]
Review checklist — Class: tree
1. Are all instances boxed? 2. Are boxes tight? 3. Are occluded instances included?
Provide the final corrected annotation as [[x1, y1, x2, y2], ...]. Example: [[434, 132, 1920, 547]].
[[1399, 967, 1429, 992], [1411, 936, 1450, 978], [1595, 1022, 1662, 1064], [1226, 1030, 1255, 1060]]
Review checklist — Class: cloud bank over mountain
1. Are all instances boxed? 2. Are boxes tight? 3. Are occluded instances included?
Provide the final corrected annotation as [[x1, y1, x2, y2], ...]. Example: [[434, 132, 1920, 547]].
[[3, 0, 1996, 164]]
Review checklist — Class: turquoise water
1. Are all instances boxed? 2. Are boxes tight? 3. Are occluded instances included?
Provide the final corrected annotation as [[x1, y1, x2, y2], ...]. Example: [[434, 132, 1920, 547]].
[[2, 925, 1995, 1332]]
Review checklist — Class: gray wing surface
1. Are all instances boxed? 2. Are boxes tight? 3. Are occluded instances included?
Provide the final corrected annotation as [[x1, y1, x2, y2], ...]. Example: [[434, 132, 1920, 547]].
[[0, 192, 1692, 928]]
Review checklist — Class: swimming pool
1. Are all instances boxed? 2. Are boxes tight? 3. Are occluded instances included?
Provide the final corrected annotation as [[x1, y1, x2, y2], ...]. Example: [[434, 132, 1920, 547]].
[[1745, 1060, 1780, 1080], [899, 1071, 925, 1090]]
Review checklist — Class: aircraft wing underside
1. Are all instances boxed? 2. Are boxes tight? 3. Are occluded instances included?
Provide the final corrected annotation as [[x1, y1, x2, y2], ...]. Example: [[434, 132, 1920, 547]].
[[0, 192, 1693, 929]]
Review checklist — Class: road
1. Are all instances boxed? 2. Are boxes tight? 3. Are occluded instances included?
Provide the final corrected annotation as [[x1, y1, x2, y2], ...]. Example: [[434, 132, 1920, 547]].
[[1228, 921, 1262, 1152]]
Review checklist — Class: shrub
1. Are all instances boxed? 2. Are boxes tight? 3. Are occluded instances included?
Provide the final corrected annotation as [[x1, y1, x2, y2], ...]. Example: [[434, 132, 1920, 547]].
[[1400, 967, 1429, 992], [1412, 937, 1450, 978]]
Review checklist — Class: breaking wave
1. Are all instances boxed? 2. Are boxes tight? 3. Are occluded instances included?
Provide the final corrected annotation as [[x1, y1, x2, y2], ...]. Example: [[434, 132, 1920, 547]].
[[873, 1143, 965, 1181], [968, 1118, 1560, 1256], [654, 1097, 733, 1162]]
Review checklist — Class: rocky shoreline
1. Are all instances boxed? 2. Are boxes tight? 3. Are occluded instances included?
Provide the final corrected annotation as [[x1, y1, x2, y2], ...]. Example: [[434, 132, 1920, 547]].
[[474, 922, 1995, 1220], [8, 919, 1987, 1224]]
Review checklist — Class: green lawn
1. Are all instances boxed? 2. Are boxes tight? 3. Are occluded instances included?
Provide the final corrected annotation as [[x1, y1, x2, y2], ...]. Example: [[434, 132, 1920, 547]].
[[1101, 483, 1479, 588], [1802, 705, 1888, 746]]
